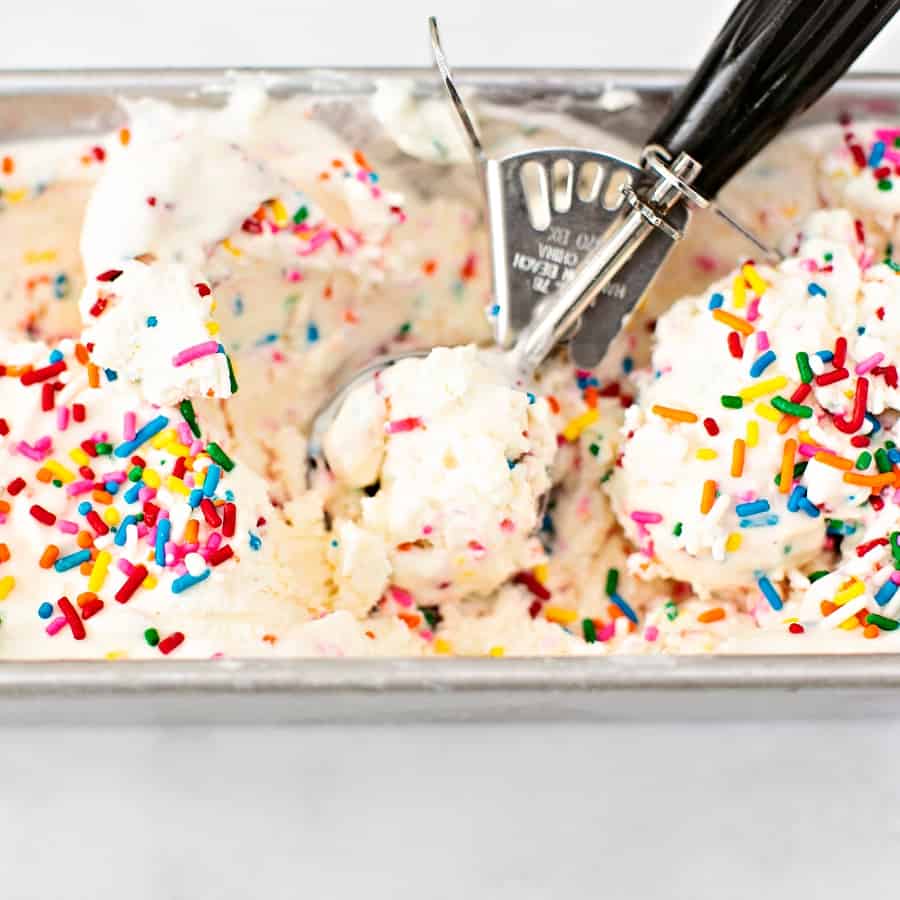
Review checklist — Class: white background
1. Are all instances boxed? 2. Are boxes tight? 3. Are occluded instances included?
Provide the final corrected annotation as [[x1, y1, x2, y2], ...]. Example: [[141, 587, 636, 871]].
[[4, 1, 900, 898]]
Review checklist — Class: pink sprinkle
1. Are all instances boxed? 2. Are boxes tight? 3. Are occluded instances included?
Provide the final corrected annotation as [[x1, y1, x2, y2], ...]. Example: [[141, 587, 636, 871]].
[[892, 571, 900, 585], [747, 298, 761, 323], [386, 417, 424, 434], [45, 616, 67, 636], [419, 628, 433, 641], [137, 524, 150, 539], [630, 510, 663, 525], [644, 625, 659, 642], [694, 254, 718, 272], [596, 622, 616, 642], [176, 422, 193, 445], [285, 269, 303, 283], [56, 406, 69, 431], [892, 487, 900, 506], [641, 539, 656, 559], [138, 487, 157, 502], [57, 520, 78, 535], [16, 441, 50, 462], [799, 258, 819, 272], [172, 341, 220, 367], [389, 586, 413, 607], [799, 443, 827, 458], [67, 480, 95, 497], [123, 411, 136, 442], [875, 128, 900, 142], [422, 525, 433, 536], [298, 230, 330, 255], [35, 436, 51, 451], [855, 352, 885, 375], [118, 559, 134, 575], [206, 532, 222, 551], [755, 329, 769, 351], [500, 518, 515, 533], [102, 471, 127, 484]]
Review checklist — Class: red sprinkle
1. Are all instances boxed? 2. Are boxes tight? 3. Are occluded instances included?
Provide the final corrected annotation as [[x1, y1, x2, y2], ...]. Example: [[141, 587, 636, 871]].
[[20, 360, 66, 386], [41, 382, 55, 412], [57, 596, 86, 640], [200, 498, 221, 528], [72, 403, 86, 422], [208, 545, 234, 566], [222, 503, 236, 538], [850, 145, 867, 168], [513, 570, 551, 601], [703, 417, 720, 436], [790, 383, 812, 404], [80, 597, 104, 620], [195, 283, 211, 297], [0, 418, 8, 437], [95, 269, 123, 282], [856, 537, 889, 556], [8, 477, 26, 496], [386, 417, 424, 434], [816, 367, 849, 386], [851, 435, 871, 448], [86, 510, 109, 536], [30, 504, 56, 526], [158, 632, 185, 655], [833, 336, 848, 369], [832, 376, 869, 434], [788, 622, 805, 635], [142, 502, 160, 527], [115, 564, 148, 604], [727, 331, 743, 359]]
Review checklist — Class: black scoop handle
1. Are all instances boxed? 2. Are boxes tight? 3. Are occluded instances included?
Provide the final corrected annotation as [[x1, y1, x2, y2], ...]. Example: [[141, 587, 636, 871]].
[[648, 0, 900, 198]]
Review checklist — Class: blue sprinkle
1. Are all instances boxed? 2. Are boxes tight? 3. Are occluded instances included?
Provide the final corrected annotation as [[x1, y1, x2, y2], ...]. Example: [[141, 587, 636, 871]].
[[38, 602, 54, 619], [735, 499, 770, 517], [255, 332, 279, 346], [48, 349, 64, 364], [123, 481, 143, 504], [172, 570, 211, 594], [799, 497, 820, 518], [888, 449, 900, 465], [816, 350, 834, 363], [740, 515, 780, 528], [787, 484, 806, 513], [233, 296, 245, 316], [146, 315, 158, 328], [53, 273, 69, 300], [756, 572, 783, 610], [104, 481, 119, 495], [875, 577, 899, 607], [104, 368, 118, 381], [507, 459, 517, 470], [869, 140, 886, 168], [114, 415, 169, 458], [203, 465, 221, 498], [622, 356, 634, 374], [807, 282, 827, 298], [526, 392, 536, 405], [750, 350, 777, 378], [306, 323, 320, 343], [369, 172, 379, 183], [858, 325, 866, 335], [54, 549, 92, 573], [865, 412, 881, 435], [330, 539, 339, 548], [610, 592, 638, 623], [188, 489, 203, 509], [225, 490, 235, 502], [489, 304, 500, 316], [114, 515, 139, 546], [708, 292, 725, 310], [248, 532, 262, 551], [155, 518, 171, 567], [77, 501, 92, 516]]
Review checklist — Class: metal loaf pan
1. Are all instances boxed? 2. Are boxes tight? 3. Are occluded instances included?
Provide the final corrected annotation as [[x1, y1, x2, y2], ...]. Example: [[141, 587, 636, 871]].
[[2, 68, 900, 725]]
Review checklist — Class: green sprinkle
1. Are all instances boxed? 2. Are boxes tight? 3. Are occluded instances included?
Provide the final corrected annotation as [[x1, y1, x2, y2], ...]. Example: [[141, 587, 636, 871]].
[[796, 351, 813, 384], [879, 179, 893, 191], [824, 251, 834, 262], [856, 451, 873, 470], [771, 396, 813, 418], [721, 395, 743, 409], [605, 568, 619, 596], [887, 441, 897, 450], [808, 570, 829, 583], [891, 531, 900, 567], [664, 600, 679, 621], [144, 628, 160, 647], [866, 613, 899, 631], [582, 618, 597, 643], [292, 205, 309, 224], [673, 522, 683, 537], [180, 399, 201, 439], [52, 479, 63, 488], [225, 353, 239, 394], [206, 442, 235, 472], [876, 448, 892, 473], [774, 461, 808, 486], [94, 442, 112, 455], [399, 321, 412, 335], [127, 466, 143, 482], [588, 443, 600, 457], [418, 606, 440, 629]]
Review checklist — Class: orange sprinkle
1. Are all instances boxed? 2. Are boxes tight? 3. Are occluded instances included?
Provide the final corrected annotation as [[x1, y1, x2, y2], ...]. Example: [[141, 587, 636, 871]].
[[820, 600, 837, 616], [700, 479, 717, 514], [397, 611, 422, 630], [262, 633, 278, 645], [343, 309, 359, 324], [547, 395, 561, 414], [75, 343, 90, 365], [864, 624, 880, 639], [184, 519, 199, 545], [87, 364, 100, 388], [323, 283, 334, 300], [777, 414, 799, 435], [843, 471, 897, 488], [35, 467, 52, 484], [779, 439, 797, 494], [318, 171, 331, 181], [92, 490, 113, 505], [712, 308, 755, 336], [0, 501, 9, 515], [731, 438, 746, 477], [583, 385, 599, 409], [422, 258, 438, 276], [79, 561, 93, 576], [353, 149, 371, 170], [1, 155, 13, 175], [76, 591, 98, 608], [331, 158, 344, 168], [698, 607, 726, 623], [0, 543, 9, 563], [39, 545, 60, 569], [118, 127, 131, 146], [814, 452, 853, 471], [652, 404, 699, 424], [76, 531, 94, 549]]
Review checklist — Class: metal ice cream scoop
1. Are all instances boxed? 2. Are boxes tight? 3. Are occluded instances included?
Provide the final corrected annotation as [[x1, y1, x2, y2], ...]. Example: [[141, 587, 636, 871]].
[[308, 0, 900, 471]]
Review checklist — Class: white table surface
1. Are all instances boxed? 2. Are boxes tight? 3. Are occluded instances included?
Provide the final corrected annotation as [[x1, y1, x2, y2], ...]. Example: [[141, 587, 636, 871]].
[[4, 1, 900, 897]]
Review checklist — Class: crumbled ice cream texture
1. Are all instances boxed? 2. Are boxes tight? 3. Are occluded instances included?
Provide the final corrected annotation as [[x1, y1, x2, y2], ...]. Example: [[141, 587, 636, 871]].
[[79, 260, 234, 407], [323, 345, 557, 607], [608, 209, 900, 601]]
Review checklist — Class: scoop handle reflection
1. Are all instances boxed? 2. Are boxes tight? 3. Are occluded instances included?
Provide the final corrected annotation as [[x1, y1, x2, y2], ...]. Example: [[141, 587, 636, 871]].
[[648, 0, 900, 198]]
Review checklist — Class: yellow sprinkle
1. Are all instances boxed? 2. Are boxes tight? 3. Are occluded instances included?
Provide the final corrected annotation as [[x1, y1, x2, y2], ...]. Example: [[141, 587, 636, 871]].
[[833, 580, 865, 606], [742, 262, 768, 295], [543, 605, 578, 626], [205, 321, 220, 336], [0, 575, 15, 600], [732, 273, 747, 309], [166, 475, 190, 497], [696, 448, 718, 460], [839, 616, 860, 631], [102, 507, 120, 527], [562, 408, 599, 442], [105, 651, 127, 660], [222, 238, 242, 257], [271, 198, 289, 226], [24, 249, 58, 264], [489, 646, 505, 657], [142, 575, 158, 590], [44, 459, 76, 484], [88, 551, 111, 592], [5, 188, 26, 204], [725, 533, 742, 552], [68, 448, 90, 466], [532, 564, 549, 585], [150, 428, 178, 449], [739, 376, 788, 401], [798, 430, 814, 445], [142, 469, 161, 489], [165, 442, 191, 458], [434, 638, 453, 655], [746, 419, 760, 448], [754, 403, 780, 423]]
